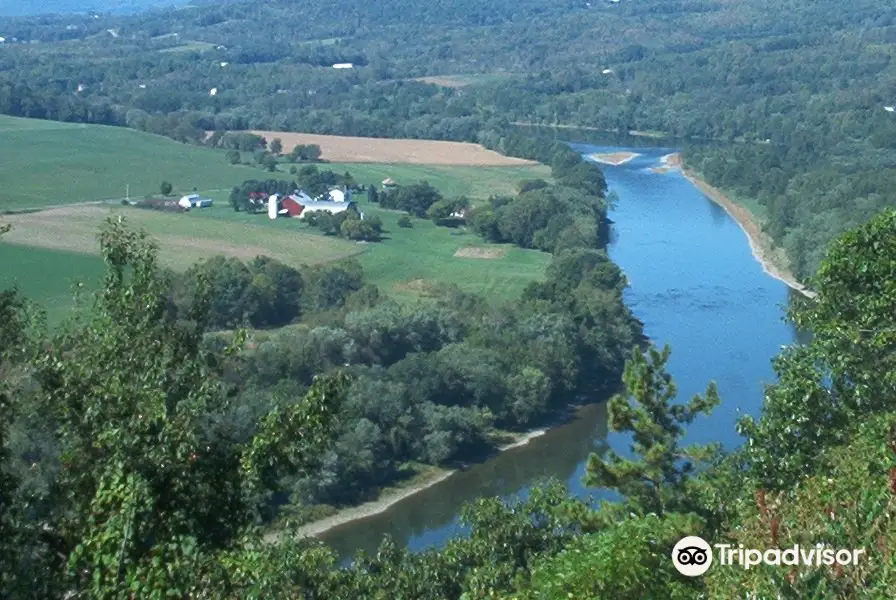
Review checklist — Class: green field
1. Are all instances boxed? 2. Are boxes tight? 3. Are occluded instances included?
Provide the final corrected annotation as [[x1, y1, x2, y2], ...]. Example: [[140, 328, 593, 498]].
[[322, 163, 551, 204], [1, 204, 361, 272], [0, 243, 107, 325], [355, 205, 550, 302], [0, 116, 551, 313], [0, 115, 277, 211]]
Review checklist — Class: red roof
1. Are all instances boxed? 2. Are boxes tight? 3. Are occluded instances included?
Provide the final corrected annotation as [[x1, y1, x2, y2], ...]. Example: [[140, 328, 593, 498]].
[[281, 197, 304, 217]]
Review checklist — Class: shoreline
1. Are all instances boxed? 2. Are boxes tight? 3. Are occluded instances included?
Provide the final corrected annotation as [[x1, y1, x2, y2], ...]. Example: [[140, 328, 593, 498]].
[[272, 427, 549, 541], [587, 151, 641, 166], [673, 155, 816, 299]]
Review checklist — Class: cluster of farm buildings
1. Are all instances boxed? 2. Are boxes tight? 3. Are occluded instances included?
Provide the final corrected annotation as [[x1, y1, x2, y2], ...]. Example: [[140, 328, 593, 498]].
[[256, 188, 362, 220], [175, 178, 400, 218]]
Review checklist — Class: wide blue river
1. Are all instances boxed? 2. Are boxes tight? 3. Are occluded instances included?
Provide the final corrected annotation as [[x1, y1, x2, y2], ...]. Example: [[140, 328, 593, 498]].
[[318, 144, 799, 558]]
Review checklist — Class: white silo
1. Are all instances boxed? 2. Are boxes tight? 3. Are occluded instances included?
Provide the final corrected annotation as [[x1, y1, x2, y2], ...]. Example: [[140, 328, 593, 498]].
[[268, 194, 279, 219]]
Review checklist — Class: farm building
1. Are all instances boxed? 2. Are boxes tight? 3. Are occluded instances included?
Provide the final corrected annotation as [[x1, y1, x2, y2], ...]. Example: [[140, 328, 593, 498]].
[[327, 188, 351, 203], [381, 177, 397, 190], [178, 194, 213, 209], [267, 191, 359, 220], [332, 63, 354, 69], [299, 200, 358, 218]]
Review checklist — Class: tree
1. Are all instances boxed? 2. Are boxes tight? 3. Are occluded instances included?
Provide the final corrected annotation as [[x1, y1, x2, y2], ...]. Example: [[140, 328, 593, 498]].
[[270, 137, 283, 155], [225, 149, 241, 165], [367, 186, 379, 204], [584, 345, 720, 516], [160, 180, 173, 196], [738, 208, 896, 489], [397, 214, 412, 228], [340, 214, 383, 241], [9, 218, 349, 597]]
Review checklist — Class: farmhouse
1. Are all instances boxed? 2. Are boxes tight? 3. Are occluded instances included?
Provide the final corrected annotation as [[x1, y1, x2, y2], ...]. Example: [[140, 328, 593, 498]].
[[381, 177, 397, 190], [332, 63, 354, 69], [267, 191, 359, 220]]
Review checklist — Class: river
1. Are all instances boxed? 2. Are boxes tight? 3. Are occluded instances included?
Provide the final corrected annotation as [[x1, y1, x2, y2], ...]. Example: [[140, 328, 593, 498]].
[[317, 144, 800, 559]]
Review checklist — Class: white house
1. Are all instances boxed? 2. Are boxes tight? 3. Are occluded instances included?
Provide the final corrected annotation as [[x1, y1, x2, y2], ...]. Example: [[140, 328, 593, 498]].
[[885, 106, 895, 113], [327, 188, 352, 203], [332, 63, 354, 69], [179, 194, 213, 209]]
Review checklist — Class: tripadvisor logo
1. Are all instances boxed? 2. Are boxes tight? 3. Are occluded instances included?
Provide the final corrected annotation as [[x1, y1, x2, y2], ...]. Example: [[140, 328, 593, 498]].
[[672, 536, 713, 576], [671, 536, 867, 576]]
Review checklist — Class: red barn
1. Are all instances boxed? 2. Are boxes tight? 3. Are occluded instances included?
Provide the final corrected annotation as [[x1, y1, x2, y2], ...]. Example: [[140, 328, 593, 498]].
[[281, 196, 305, 217]]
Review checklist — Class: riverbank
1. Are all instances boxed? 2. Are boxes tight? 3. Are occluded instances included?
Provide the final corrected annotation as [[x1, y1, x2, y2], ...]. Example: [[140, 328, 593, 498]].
[[674, 154, 816, 299], [269, 427, 549, 542], [650, 152, 681, 174]]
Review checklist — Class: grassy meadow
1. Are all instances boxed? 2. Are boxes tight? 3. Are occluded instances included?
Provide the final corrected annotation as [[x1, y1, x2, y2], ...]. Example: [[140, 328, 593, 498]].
[[0, 115, 278, 211], [1, 116, 552, 315], [0, 243, 106, 325], [355, 204, 550, 303], [323, 162, 551, 205]]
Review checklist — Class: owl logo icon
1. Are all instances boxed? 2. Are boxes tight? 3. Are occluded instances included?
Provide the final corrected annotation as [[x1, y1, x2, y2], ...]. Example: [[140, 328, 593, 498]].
[[672, 536, 713, 576]]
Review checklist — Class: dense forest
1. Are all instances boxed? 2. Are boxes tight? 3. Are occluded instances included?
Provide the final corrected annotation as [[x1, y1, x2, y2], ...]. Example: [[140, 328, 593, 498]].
[[0, 0, 894, 276]]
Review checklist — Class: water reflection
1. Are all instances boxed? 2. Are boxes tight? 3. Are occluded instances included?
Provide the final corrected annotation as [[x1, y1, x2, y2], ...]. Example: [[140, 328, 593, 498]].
[[319, 403, 610, 557]]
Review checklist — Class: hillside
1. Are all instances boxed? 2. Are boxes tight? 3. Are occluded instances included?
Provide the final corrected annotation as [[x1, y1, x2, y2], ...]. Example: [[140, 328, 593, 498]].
[[1, 0, 892, 277], [0, 115, 272, 211]]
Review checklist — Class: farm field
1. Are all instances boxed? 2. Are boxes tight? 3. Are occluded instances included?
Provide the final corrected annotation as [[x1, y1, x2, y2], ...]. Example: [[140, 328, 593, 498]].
[[0, 204, 361, 271], [355, 204, 550, 303], [0, 243, 106, 325], [324, 163, 551, 203], [250, 131, 539, 166], [0, 115, 279, 211], [116, 199, 551, 302], [0, 115, 552, 313]]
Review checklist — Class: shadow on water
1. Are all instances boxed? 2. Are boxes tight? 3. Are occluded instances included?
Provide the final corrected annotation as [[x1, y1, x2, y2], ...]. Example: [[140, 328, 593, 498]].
[[318, 402, 610, 559]]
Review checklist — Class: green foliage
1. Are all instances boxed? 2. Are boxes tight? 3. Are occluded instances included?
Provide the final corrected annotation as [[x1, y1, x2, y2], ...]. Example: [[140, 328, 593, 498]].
[[505, 513, 699, 600], [289, 144, 322, 163], [170, 254, 305, 330], [339, 213, 383, 241], [396, 214, 413, 228], [380, 181, 443, 217], [707, 415, 896, 599], [159, 180, 173, 196], [1, 217, 350, 597], [739, 209, 896, 490], [427, 196, 470, 226], [585, 345, 720, 516]]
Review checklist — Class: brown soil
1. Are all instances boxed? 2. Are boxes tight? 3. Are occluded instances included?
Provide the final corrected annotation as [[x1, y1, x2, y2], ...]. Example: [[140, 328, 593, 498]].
[[681, 168, 816, 299], [247, 131, 538, 166], [454, 247, 507, 259], [587, 151, 641, 166]]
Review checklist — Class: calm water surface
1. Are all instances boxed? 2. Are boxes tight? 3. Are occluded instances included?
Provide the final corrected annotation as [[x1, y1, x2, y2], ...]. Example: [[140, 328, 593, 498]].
[[318, 145, 799, 559]]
